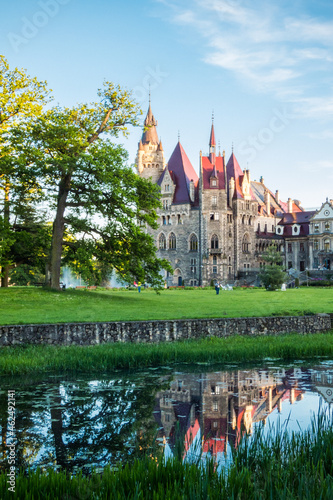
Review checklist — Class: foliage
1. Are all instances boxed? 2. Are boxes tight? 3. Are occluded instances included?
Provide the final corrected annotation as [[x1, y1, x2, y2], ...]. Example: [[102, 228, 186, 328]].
[[0, 55, 51, 286], [259, 245, 287, 290], [13, 82, 172, 289], [9, 264, 45, 286]]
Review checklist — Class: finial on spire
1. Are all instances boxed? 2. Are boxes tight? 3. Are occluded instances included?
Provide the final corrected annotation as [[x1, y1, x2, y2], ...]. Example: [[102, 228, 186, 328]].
[[212, 109, 214, 123], [148, 83, 151, 104], [218, 140, 221, 155], [232, 142, 234, 153], [178, 130, 180, 142]]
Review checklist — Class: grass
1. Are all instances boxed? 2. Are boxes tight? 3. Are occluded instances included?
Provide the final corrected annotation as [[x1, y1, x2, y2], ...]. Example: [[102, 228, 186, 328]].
[[1, 409, 332, 499], [0, 286, 332, 325], [0, 333, 333, 375]]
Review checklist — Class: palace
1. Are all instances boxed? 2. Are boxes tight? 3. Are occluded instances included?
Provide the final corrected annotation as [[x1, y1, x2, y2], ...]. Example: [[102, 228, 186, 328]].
[[136, 103, 333, 286]]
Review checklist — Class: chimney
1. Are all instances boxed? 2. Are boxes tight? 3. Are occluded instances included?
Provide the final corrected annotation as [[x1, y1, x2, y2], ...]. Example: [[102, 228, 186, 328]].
[[229, 177, 235, 207], [265, 190, 271, 216], [288, 198, 293, 213], [190, 179, 195, 202], [275, 190, 279, 204], [260, 176, 264, 184]]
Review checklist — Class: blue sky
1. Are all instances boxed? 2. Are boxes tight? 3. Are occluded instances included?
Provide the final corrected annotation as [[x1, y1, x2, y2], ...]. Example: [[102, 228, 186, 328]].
[[2, 0, 333, 208]]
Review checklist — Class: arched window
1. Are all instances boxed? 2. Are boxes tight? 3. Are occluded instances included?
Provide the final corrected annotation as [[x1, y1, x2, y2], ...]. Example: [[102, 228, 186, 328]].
[[169, 232, 176, 250], [189, 234, 198, 252], [211, 234, 219, 249], [242, 234, 251, 254], [159, 233, 166, 250]]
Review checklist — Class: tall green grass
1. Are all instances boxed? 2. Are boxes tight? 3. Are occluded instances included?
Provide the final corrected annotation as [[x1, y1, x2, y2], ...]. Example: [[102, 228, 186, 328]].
[[0, 332, 332, 375], [1, 409, 332, 499]]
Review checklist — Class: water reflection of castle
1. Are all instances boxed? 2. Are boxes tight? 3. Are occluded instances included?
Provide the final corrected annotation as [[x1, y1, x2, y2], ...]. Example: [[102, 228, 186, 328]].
[[154, 369, 305, 457]]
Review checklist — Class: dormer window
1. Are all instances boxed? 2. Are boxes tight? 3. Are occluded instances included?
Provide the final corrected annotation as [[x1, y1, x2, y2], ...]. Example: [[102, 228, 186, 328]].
[[212, 179, 217, 186], [165, 184, 169, 192]]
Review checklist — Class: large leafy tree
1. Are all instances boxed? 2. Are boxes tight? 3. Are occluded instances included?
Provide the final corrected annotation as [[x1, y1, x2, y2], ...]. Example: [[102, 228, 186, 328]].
[[14, 83, 171, 289], [0, 55, 50, 286]]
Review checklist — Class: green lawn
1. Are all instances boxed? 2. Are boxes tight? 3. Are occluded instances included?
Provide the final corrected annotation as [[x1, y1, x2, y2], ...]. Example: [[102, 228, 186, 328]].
[[0, 286, 332, 325]]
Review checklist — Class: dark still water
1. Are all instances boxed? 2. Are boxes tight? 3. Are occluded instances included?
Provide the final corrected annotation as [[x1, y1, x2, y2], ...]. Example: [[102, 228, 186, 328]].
[[0, 360, 332, 473]]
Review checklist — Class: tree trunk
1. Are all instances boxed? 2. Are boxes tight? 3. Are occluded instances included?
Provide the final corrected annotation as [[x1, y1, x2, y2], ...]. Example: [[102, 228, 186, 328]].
[[1, 180, 10, 287], [50, 175, 71, 290]]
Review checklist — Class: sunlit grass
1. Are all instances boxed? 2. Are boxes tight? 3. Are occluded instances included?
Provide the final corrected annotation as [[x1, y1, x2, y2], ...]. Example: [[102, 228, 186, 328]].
[[0, 286, 332, 325]]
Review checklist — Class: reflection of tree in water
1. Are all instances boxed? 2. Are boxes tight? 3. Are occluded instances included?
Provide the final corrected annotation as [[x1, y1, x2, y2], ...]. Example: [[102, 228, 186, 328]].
[[0, 378, 48, 471], [1, 374, 170, 473]]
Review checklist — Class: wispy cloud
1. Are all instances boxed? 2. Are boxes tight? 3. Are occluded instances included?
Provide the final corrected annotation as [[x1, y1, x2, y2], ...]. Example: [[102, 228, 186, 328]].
[[156, 0, 333, 119]]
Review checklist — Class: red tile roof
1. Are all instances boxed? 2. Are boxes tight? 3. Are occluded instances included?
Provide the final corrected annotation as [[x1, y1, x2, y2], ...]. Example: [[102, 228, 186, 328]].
[[202, 154, 225, 189], [166, 141, 199, 205]]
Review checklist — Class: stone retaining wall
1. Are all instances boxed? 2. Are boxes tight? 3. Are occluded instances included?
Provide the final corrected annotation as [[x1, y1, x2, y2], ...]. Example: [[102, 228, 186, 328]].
[[0, 314, 330, 346]]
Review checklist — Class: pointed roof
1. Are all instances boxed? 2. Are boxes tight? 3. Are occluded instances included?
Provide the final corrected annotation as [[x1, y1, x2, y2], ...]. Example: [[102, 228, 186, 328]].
[[202, 155, 225, 189], [141, 104, 159, 145], [166, 142, 199, 205], [226, 153, 246, 199], [157, 139, 163, 151], [209, 123, 216, 147]]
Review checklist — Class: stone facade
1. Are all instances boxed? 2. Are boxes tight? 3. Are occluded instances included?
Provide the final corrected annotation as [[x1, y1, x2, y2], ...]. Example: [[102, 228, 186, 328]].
[[0, 314, 330, 346], [136, 104, 333, 285]]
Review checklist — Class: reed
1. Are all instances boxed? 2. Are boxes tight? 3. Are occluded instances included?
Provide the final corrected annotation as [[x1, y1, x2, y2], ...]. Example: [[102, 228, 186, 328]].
[[0, 332, 332, 375], [1, 409, 332, 499]]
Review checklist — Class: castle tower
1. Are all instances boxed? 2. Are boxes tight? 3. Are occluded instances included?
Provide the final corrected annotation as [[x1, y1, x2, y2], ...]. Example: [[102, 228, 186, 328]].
[[136, 101, 165, 184]]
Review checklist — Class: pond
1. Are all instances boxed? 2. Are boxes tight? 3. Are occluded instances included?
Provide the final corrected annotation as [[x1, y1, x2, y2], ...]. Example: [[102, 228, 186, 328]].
[[0, 359, 332, 473]]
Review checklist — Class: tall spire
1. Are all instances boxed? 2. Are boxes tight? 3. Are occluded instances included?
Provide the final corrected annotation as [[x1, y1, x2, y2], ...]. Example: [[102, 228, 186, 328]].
[[209, 114, 216, 165]]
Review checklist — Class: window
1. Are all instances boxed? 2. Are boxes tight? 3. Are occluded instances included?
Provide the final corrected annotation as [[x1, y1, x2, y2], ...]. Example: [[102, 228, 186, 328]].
[[163, 199, 169, 210], [159, 233, 166, 250], [213, 255, 217, 265], [300, 261, 305, 271], [314, 223, 320, 233], [167, 215, 171, 225], [211, 179, 217, 187], [324, 240, 330, 252], [213, 266, 217, 274], [242, 234, 250, 254], [212, 196, 217, 207], [288, 261, 292, 269], [162, 216, 166, 225], [215, 212, 219, 220], [246, 201, 250, 210], [288, 243, 292, 253], [210, 213, 215, 220], [169, 233, 176, 250], [314, 240, 319, 250], [227, 214, 233, 223], [213, 401, 218, 412], [189, 234, 198, 252], [165, 184, 169, 192], [211, 235, 219, 249], [325, 222, 330, 231], [191, 258, 197, 266], [300, 242, 304, 252], [177, 214, 182, 224]]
